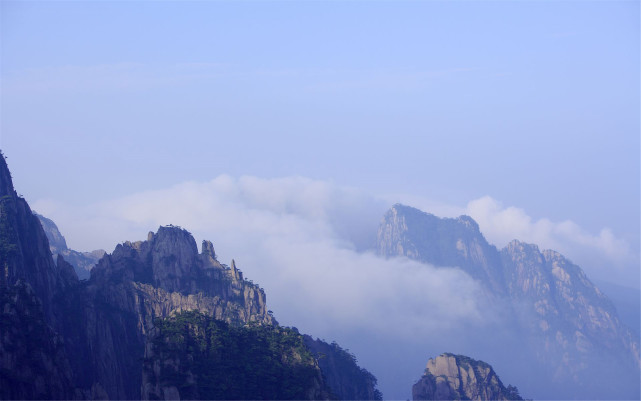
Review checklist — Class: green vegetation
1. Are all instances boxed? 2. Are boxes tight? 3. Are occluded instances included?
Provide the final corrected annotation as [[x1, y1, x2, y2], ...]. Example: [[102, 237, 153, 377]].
[[145, 311, 329, 400], [305, 336, 383, 400]]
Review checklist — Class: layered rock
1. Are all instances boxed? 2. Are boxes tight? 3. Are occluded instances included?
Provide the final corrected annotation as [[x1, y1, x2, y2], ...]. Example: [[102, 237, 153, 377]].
[[412, 354, 523, 401], [36, 213, 105, 280]]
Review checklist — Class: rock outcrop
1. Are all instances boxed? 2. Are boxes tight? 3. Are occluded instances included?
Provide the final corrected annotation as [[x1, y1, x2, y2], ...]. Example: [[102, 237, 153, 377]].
[[35, 213, 105, 280], [412, 354, 523, 401], [378, 204, 640, 398]]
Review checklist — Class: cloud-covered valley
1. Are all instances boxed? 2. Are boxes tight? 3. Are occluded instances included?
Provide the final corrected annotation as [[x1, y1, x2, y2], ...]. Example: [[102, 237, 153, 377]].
[[32, 174, 639, 398]]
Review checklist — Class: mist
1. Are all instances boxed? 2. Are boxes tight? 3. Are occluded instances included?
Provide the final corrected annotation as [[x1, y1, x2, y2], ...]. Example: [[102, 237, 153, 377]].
[[32, 174, 640, 399]]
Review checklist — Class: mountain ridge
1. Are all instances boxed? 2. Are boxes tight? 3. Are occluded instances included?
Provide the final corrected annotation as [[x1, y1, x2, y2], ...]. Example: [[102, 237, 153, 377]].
[[377, 203, 640, 399]]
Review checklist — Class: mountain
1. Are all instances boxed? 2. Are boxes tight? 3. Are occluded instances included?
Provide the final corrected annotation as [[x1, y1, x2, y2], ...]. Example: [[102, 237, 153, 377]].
[[35, 213, 105, 280], [303, 336, 383, 400], [412, 353, 523, 401], [378, 204, 640, 399], [142, 311, 334, 400], [0, 153, 76, 399], [0, 151, 381, 400]]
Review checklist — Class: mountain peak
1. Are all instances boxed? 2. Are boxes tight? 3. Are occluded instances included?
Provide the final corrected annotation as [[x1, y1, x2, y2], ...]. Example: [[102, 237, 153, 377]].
[[0, 151, 16, 198], [413, 353, 523, 401], [378, 204, 504, 292]]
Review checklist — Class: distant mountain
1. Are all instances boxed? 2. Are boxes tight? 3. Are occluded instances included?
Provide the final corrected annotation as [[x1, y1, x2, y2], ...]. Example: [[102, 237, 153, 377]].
[[35, 213, 104, 280], [0, 151, 381, 400], [378, 204, 640, 399], [412, 353, 523, 401]]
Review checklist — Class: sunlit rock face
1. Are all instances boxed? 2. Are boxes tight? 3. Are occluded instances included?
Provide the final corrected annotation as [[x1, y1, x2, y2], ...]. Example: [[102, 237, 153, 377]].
[[412, 353, 523, 401], [379, 204, 640, 399]]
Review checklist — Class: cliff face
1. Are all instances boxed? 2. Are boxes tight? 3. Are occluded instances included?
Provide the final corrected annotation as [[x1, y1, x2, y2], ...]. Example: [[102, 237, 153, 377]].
[[377, 205, 505, 294], [0, 154, 67, 322], [60, 226, 274, 399], [0, 153, 77, 400], [412, 354, 522, 401], [378, 204, 640, 397], [35, 213, 104, 280], [0, 152, 381, 400]]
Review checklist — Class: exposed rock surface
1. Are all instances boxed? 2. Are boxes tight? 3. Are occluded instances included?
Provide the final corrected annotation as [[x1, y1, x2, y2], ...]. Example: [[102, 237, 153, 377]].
[[36, 212, 105, 280], [412, 354, 523, 401], [377, 205, 505, 294], [0, 152, 76, 399], [378, 204, 640, 398]]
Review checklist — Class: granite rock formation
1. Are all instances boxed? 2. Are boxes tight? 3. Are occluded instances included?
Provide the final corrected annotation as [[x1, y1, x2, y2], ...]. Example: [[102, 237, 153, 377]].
[[378, 204, 640, 398], [412, 354, 523, 401], [0, 151, 381, 400]]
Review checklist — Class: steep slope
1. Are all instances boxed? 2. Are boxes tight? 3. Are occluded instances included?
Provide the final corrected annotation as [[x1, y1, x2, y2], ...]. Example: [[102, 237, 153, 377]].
[[377, 204, 505, 294], [303, 336, 383, 401], [58, 226, 275, 399], [378, 204, 640, 398], [0, 152, 77, 400], [412, 354, 523, 401], [142, 311, 333, 400], [0, 153, 69, 322], [0, 152, 381, 400], [35, 213, 104, 280]]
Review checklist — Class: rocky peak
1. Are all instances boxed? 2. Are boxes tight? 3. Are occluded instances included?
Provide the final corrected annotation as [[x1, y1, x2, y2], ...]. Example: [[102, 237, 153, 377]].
[[0, 152, 15, 198], [0, 151, 65, 322], [201, 240, 216, 259], [34, 213, 68, 254], [413, 353, 523, 401], [377, 204, 505, 293]]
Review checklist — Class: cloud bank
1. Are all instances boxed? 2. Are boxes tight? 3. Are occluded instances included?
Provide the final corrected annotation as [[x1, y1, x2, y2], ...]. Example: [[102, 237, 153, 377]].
[[32, 174, 637, 398]]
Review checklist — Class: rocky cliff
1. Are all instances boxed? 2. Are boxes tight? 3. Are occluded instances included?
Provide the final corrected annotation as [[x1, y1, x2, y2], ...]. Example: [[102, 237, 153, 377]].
[[412, 353, 523, 401], [0, 151, 381, 400], [55, 225, 276, 399], [377, 204, 506, 294], [378, 204, 640, 398], [35, 213, 104, 280]]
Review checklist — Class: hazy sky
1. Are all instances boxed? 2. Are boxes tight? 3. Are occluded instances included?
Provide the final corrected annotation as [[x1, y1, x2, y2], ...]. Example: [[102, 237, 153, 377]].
[[2, 1, 638, 276], [1, 2, 639, 397]]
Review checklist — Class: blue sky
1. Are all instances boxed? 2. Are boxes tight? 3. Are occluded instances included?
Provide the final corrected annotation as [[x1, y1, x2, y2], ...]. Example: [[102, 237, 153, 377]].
[[1, 1, 639, 280]]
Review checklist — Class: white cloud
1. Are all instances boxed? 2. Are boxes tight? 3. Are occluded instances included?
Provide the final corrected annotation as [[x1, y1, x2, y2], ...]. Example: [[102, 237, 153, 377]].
[[32, 175, 638, 398], [33, 175, 489, 343], [464, 196, 636, 278]]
